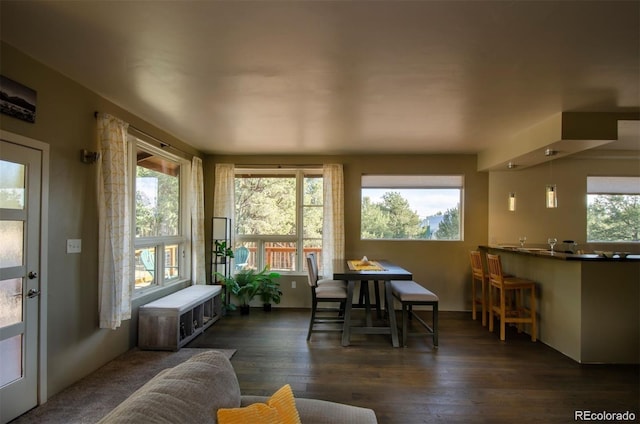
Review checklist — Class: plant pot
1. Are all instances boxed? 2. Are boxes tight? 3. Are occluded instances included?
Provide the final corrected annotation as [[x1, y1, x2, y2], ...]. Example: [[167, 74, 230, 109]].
[[239, 305, 250, 315], [263, 303, 272, 312]]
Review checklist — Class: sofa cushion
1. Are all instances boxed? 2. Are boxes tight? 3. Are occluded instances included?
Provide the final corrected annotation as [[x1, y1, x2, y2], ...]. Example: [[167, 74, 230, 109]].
[[97, 350, 241, 424], [218, 384, 301, 424]]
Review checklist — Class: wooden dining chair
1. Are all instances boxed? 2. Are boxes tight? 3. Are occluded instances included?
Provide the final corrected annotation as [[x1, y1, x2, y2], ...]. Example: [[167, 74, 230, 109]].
[[486, 253, 537, 341], [305, 254, 348, 341], [307, 252, 347, 288], [469, 250, 488, 326]]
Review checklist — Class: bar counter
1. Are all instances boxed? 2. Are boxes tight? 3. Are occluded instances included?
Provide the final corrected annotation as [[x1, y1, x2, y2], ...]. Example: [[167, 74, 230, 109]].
[[480, 245, 639, 364], [483, 245, 640, 261]]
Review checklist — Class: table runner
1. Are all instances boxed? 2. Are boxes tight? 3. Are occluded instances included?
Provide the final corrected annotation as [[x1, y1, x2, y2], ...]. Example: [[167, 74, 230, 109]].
[[347, 260, 386, 271]]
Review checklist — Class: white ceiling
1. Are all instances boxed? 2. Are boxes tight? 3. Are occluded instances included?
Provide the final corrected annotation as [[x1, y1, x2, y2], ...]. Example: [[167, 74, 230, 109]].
[[1, 0, 639, 158]]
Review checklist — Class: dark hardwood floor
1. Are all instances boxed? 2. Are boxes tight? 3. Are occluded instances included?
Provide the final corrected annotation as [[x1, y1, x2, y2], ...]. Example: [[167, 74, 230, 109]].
[[187, 308, 639, 424]]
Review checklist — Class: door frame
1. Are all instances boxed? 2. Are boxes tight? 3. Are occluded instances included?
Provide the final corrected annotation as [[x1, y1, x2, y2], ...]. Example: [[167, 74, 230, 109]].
[[1, 129, 49, 404]]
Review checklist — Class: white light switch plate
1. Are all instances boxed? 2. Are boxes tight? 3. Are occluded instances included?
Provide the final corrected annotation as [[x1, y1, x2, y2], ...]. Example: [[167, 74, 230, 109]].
[[67, 239, 82, 254]]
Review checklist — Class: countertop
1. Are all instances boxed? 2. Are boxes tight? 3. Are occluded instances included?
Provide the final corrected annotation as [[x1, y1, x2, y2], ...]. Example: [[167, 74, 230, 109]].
[[480, 245, 640, 261]]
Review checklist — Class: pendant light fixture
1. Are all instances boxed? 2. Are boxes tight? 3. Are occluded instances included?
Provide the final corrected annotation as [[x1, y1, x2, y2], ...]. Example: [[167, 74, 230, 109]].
[[508, 192, 516, 211], [545, 185, 557, 208], [507, 162, 517, 211], [545, 148, 558, 208]]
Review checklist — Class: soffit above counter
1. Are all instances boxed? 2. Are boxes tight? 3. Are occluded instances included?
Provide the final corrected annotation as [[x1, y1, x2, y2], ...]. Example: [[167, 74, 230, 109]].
[[477, 112, 640, 172]]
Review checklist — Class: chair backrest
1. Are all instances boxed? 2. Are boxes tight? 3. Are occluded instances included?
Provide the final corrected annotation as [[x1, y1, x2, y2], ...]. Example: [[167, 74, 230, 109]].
[[486, 253, 505, 286], [140, 250, 155, 277], [234, 246, 249, 269], [469, 251, 485, 279], [306, 253, 319, 288]]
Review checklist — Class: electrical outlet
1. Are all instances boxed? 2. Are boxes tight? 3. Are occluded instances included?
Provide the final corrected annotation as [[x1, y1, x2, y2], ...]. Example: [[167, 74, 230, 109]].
[[291, 280, 296, 289], [67, 239, 82, 254]]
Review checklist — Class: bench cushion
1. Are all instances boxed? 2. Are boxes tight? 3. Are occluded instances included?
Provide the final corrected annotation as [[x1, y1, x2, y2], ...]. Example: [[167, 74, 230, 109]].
[[140, 285, 222, 312], [315, 285, 348, 299], [390, 280, 438, 302]]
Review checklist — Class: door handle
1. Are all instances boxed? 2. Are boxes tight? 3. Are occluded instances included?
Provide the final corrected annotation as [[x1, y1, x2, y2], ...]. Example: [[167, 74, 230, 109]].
[[28, 271, 38, 279], [27, 289, 41, 298]]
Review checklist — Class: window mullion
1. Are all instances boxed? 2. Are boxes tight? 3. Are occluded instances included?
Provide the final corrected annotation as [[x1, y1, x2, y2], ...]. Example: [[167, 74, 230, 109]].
[[296, 170, 304, 272], [158, 242, 166, 285]]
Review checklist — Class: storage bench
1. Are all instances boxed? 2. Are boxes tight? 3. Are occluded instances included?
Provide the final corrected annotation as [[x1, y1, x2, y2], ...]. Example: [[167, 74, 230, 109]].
[[390, 280, 439, 347], [138, 285, 222, 350]]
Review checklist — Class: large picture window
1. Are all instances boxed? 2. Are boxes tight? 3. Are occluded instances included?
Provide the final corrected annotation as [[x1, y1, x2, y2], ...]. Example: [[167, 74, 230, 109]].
[[587, 176, 640, 242], [361, 175, 463, 240], [132, 138, 190, 292], [235, 168, 323, 273]]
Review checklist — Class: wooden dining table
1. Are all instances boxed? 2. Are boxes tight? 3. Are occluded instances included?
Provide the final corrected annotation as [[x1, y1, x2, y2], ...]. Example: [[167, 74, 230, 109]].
[[333, 259, 413, 347]]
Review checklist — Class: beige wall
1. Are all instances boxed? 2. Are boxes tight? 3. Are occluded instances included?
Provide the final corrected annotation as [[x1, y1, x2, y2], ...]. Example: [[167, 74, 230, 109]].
[[488, 155, 640, 252], [206, 154, 488, 312], [1, 42, 202, 397]]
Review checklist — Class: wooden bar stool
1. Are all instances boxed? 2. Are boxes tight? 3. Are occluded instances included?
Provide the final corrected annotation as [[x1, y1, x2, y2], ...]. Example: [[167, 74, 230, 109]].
[[486, 253, 537, 342], [469, 250, 488, 326]]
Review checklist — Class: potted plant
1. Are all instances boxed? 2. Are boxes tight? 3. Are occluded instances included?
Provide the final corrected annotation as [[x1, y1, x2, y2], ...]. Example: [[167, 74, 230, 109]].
[[257, 269, 282, 311], [214, 240, 234, 263], [213, 240, 236, 312], [215, 266, 278, 315]]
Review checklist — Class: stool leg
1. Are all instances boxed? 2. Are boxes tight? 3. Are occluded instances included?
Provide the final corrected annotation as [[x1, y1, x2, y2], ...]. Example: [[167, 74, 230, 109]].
[[472, 276, 477, 321], [531, 285, 537, 342], [500, 287, 506, 341], [481, 277, 487, 327], [518, 288, 524, 333], [489, 285, 495, 333]]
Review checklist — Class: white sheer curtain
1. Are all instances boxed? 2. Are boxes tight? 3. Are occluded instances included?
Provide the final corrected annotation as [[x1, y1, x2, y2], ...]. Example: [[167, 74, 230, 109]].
[[97, 113, 131, 329], [214, 163, 235, 219], [190, 157, 205, 284], [322, 164, 344, 277]]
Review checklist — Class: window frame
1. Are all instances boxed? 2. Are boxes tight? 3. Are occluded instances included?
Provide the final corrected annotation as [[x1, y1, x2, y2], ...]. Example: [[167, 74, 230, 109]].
[[234, 167, 323, 274], [360, 174, 464, 241], [129, 135, 191, 296], [586, 176, 640, 243]]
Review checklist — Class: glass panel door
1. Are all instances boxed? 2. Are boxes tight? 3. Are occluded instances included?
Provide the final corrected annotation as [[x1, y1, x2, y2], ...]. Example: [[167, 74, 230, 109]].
[[0, 139, 42, 423], [0, 160, 26, 388]]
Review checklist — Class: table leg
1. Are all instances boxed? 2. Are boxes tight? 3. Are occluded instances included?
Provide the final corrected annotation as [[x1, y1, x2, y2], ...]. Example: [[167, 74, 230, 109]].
[[362, 280, 373, 327], [374, 280, 382, 319], [385, 280, 399, 347], [341, 280, 355, 347]]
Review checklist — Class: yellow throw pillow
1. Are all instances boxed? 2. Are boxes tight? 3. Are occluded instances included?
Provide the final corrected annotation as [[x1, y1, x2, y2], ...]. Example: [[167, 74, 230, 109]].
[[217, 384, 301, 424], [267, 384, 301, 424], [217, 403, 282, 424]]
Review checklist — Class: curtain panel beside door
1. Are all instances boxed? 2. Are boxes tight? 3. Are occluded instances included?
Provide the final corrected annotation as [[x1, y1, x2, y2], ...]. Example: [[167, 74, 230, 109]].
[[96, 113, 132, 330]]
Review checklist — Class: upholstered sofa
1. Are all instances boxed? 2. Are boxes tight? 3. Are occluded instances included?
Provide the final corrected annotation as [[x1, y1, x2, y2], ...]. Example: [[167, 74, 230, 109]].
[[97, 350, 377, 423]]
